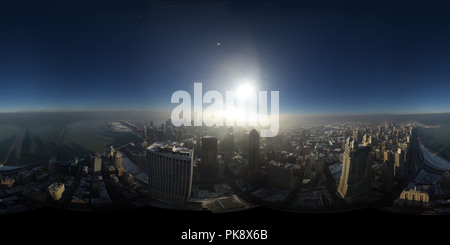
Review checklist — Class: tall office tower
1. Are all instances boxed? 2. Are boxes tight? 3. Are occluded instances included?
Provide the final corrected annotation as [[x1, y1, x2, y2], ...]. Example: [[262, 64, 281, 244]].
[[304, 156, 312, 179], [248, 129, 260, 179], [201, 136, 218, 184], [343, 130, 348, 138], [362, 134, 372, 144], [114, 151, 123, 169], [223, 127, 235, 153], [48, 156, 57, 174], [267, 161, 299, 190], [217, 154, 225, 181], [315, 155, 324, 176], [394, 148, 406, 180], [367, 135, 373, 145], [176, 128, 183, 141], [93, 154, 102, 173], [353, 129, 361, 143], [381, 161, 394, 193], [384, 150, 394, 163], [109, 145, 115, 159], [363, 134, 368, 143], [381, 142, 387, 152], [48, 183, 65, 200], [338, 138, 371, 204], [146, 143, 194, 204], [113, 151, 124, 176]]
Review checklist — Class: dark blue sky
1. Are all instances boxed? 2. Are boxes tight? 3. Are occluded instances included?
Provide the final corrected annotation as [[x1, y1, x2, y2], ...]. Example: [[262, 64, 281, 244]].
[[1, 1, 450, 114]]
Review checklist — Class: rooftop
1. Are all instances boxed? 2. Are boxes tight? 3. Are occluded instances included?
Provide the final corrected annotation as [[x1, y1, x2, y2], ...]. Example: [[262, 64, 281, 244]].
[[48, 182, 64, 191], [268, 160, 301, 169], [147, 142, 193, 157]]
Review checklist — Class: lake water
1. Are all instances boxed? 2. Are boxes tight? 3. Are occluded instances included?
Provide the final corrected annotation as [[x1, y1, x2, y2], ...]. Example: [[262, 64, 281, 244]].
[[0, 111, 167, 165], [415, 113, 450, 163]]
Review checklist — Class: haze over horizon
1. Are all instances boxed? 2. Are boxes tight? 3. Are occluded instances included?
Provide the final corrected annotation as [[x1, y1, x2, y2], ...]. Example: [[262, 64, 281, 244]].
[[2, 1, 450, 114]]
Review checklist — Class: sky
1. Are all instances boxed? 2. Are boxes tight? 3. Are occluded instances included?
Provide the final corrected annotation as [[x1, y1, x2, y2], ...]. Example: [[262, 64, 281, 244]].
[[1, 0, 450, 114]]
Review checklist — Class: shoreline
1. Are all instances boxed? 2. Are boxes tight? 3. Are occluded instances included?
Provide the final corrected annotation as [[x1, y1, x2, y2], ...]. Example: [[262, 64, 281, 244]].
[[418, 137, 450, 172], [416, 123, 450, 165]]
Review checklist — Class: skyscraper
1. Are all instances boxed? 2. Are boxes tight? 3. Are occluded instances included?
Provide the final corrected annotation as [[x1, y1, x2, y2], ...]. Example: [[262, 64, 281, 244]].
[[338, 138, 371, 204], [267, 161, 299, 190], [223, 127, 235, 153], [381, 161, 394, 193], [353, 129, 361, 143], [48, 182, 65, 200], [304, 156, 312, 179], [48, 156, 57, 174], [114, 151, 123, 169], [315, 154, 324, 176], [146, 143, 194, 204], [394, 148, 406, 180], [93, 154, 102, 173], [201, 136, 217, 184], [384, 150, 394, 163], [248, 129, 260, 179], [109, 145, 115, 159]]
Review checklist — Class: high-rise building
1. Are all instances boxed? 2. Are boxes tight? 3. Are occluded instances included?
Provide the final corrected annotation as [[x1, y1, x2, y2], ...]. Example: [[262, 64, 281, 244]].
[[267, 160, 300, 190], [304, 156, 312, 179], [48, 182, 65, 200], [114, 151, 123, 169], [48, 156, 57, 174], [381, 161, 394, 193], [315, 155, 325, 176], [146, 143, 194, 204], [353, 129, 362, 143], [375, 148, 381, 160], [338, 138, 371, 204], [343, 130, 348, 138], [217, 154, 225, 181], [223, 127, 235, 153], [394, 148, 406, 180], [176, 128, 183, 141], [109, 145, 115, 159], [303, 145, 311, 156], [248, 129, 260, 179], [384, 150, 394, 163], [201, 136, 217, 184], [144, 125, 147, 139], [93, 154, 102, 173]]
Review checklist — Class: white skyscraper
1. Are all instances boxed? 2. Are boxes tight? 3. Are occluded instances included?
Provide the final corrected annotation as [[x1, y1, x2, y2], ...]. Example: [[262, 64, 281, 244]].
[[146, 143, 194, 204]]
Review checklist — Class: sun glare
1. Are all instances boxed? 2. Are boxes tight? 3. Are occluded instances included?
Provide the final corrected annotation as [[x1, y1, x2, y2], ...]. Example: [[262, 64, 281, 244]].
[[237, 83, 255, 99]]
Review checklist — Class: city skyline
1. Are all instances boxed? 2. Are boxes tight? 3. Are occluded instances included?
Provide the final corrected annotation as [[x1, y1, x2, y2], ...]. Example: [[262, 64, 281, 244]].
[[2, 1, 450, 114], [3, 1, 450, 243]]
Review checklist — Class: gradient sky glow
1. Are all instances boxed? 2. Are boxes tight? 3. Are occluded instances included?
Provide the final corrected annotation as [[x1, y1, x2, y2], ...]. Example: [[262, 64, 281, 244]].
[[2, 1, 450, 114]]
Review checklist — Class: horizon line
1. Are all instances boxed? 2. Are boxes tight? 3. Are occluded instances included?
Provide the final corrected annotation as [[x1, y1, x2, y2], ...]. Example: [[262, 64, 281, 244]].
[[0, 108, 449, 116]]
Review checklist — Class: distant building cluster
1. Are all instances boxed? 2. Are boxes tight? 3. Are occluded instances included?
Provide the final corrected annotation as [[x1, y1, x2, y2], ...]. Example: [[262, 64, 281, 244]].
[[3, 118, 450, 215]]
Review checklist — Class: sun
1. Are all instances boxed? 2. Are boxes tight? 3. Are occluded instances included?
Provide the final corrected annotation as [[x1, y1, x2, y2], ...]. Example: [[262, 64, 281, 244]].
[[237, 83, 255, 99]]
